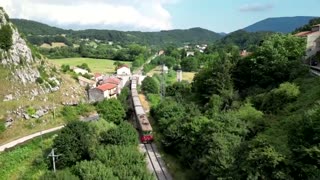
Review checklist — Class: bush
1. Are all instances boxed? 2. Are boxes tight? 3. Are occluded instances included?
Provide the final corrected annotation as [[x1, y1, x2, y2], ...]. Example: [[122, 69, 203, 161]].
[[36, 77, 44, 84], [96, 99, 125, 125], [0, 120, 5, 134], [27, 106, 36, 116], [253, 82, 300, 113], [141, 76, 160, 94], [0, 24, 13, 51], [100, 122, 138, 145]]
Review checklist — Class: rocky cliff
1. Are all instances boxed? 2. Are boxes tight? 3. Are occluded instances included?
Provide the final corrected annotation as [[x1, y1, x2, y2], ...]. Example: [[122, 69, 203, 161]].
[[0, 8, 40, 84], [0, 8, 85, 129]]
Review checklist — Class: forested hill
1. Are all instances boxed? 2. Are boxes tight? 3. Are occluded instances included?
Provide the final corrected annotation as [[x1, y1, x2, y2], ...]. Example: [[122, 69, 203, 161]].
[[11, 19, 222, 45], [243, 16, 317, 33], [217, 30, 275, 50], [11, 19, 69, 35]]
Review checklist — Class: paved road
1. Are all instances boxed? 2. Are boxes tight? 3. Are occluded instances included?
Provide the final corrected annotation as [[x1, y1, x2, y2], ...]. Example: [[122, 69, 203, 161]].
[[0, 126, 64, 152]]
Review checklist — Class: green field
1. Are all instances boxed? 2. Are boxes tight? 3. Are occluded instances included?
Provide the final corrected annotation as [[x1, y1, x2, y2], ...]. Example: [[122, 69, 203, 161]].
[[49, 58, 132, 74], [0, 132, 57, 179]]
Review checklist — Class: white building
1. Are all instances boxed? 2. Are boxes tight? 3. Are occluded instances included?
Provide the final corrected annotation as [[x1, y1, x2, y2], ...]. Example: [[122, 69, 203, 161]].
[[295, 24, 320, 59], [117, 65, 131, 76], [186, 51, 195, 57], [73, 67, 89, 75]]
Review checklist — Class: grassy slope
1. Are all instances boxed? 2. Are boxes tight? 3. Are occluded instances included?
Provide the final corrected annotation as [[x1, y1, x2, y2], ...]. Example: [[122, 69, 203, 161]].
[[49, 58, 132, 74], [0, 132, 56, 179]]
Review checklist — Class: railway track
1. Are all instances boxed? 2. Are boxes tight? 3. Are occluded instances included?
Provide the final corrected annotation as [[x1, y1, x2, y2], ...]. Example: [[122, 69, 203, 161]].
[[143, 143, 172, 180], [310, 66, 320, 76]]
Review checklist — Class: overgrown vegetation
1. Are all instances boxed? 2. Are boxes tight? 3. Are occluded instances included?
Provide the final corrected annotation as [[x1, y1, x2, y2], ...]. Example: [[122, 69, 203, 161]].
[[0, 24, 13, 51], [148, 33, 320, 179]]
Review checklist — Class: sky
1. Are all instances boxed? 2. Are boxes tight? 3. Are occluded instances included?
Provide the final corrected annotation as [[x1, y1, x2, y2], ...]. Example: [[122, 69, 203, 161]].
[[0, 0, 319, 33]]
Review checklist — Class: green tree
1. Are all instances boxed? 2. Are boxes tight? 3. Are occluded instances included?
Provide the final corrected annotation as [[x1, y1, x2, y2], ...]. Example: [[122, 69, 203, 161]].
[[192, 57, 234, 105], [72, 160, 117, 180], [0, 24, 13, 51], [181, 57, 199, 72], [141, 76, 160, 94], [100, 122, 138, 145], [233, 34, 306, 94], [96, 99, 126, 124], [52, 121, 94, 169]]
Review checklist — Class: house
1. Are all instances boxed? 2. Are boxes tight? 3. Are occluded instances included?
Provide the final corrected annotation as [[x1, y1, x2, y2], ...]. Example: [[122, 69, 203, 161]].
[[295, 24, 320, 59], [94, 73, 103, 82], [240, 50, 252, 57], [78, 76, 96, 87], [73, 67, 88, 75], [162, 64, 169, 74], [186, 51, 195, 57], [117, 64, 131, 76], [158, 50, 165, 56], [103, 77, 122, 94], [88, 83, 117, 102]]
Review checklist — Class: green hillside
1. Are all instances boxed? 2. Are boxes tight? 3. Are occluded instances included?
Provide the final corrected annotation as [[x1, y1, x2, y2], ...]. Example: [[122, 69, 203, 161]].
[[11, 19, 222, 45]]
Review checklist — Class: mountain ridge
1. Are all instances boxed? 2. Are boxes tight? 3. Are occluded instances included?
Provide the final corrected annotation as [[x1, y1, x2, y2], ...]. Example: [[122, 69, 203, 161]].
[[243, 16, 318, 33], [11, 19, 222, 45]]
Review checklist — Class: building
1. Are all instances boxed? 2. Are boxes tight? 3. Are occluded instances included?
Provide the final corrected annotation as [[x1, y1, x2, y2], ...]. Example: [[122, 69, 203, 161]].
[[158, 50, 165, 56], [240, 50, 252, 57], [162, 64, 169, 74], [103, 77, 122, 94], [295, 24, 320, 59], [186, 51, 195, 57], [73, 67, 88, 75], [88, 83, 117, 102], [94, 73, 103, 82], [117, 64, 131, 76], [177, 70, 182, 82], [78, 76, 96, 87]]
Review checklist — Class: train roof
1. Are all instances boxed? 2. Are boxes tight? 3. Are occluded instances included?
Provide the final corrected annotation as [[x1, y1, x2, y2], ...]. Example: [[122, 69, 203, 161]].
[[133, 97, 142, 106], [131, 90, 139, 97], [137, 114, 153, 131], [135, 106, 145, 115]]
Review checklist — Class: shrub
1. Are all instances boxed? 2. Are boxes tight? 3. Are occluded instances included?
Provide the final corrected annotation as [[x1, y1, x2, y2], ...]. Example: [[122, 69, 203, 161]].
[[0, 24, 13, 51], [27, 106, 36, 116], [36, 77, 44, 84], [0, 120, 5, 134]]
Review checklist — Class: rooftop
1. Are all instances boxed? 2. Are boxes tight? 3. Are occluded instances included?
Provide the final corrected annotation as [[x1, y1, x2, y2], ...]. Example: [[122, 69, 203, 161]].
[[97, 83, 117, 91]]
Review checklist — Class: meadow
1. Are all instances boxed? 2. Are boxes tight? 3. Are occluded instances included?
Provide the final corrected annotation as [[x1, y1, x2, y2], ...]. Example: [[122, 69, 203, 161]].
[[49, 58, 132, 74], [0, 132, 57, 179]]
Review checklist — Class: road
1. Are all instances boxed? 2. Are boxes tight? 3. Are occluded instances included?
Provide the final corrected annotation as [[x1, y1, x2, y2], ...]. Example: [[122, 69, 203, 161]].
[[0, 126, 64, 152]]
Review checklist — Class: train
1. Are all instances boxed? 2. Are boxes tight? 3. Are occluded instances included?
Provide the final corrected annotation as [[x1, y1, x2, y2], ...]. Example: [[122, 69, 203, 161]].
[[131, 76, 153, 143]]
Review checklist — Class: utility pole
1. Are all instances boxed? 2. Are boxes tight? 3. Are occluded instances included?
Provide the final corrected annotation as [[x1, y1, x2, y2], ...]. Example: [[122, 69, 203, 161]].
[[160, 64, 166, 100], [48, 148, 61, 173]]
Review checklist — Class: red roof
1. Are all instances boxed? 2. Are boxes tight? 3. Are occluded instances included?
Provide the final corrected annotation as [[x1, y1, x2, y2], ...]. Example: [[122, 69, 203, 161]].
[[97, 83, 117, 91], [117, 64, 129, 69], [103, 77, 121, 85]]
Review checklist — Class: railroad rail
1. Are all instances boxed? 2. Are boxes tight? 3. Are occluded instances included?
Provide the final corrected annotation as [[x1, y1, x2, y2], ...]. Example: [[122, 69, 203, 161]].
[[141, 143, 172, 180]]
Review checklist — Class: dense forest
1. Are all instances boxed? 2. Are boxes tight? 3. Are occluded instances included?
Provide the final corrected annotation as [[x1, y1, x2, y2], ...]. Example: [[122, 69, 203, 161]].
[[293, 17, 320, 33], [139, 33, 320, 179], [11, 19, 222, 46]]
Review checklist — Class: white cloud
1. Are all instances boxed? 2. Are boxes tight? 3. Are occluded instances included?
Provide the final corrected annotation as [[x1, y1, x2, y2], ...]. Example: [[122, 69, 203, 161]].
[[239, 3, 274, 12], [0, 0, 176, 31]]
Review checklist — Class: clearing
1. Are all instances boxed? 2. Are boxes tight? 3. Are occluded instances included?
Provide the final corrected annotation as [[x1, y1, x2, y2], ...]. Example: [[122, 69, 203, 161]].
[[49, 58, 132, 74], [147, 66, 195, 82]]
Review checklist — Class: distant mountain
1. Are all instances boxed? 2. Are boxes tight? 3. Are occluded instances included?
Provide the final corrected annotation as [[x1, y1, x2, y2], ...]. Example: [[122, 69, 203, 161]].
[[243, 16, 318, 33], [11, 19, 222, 45]]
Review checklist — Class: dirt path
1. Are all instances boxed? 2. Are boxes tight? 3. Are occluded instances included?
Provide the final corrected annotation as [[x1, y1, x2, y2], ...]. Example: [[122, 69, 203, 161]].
[[0, 126, 64, 152]]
